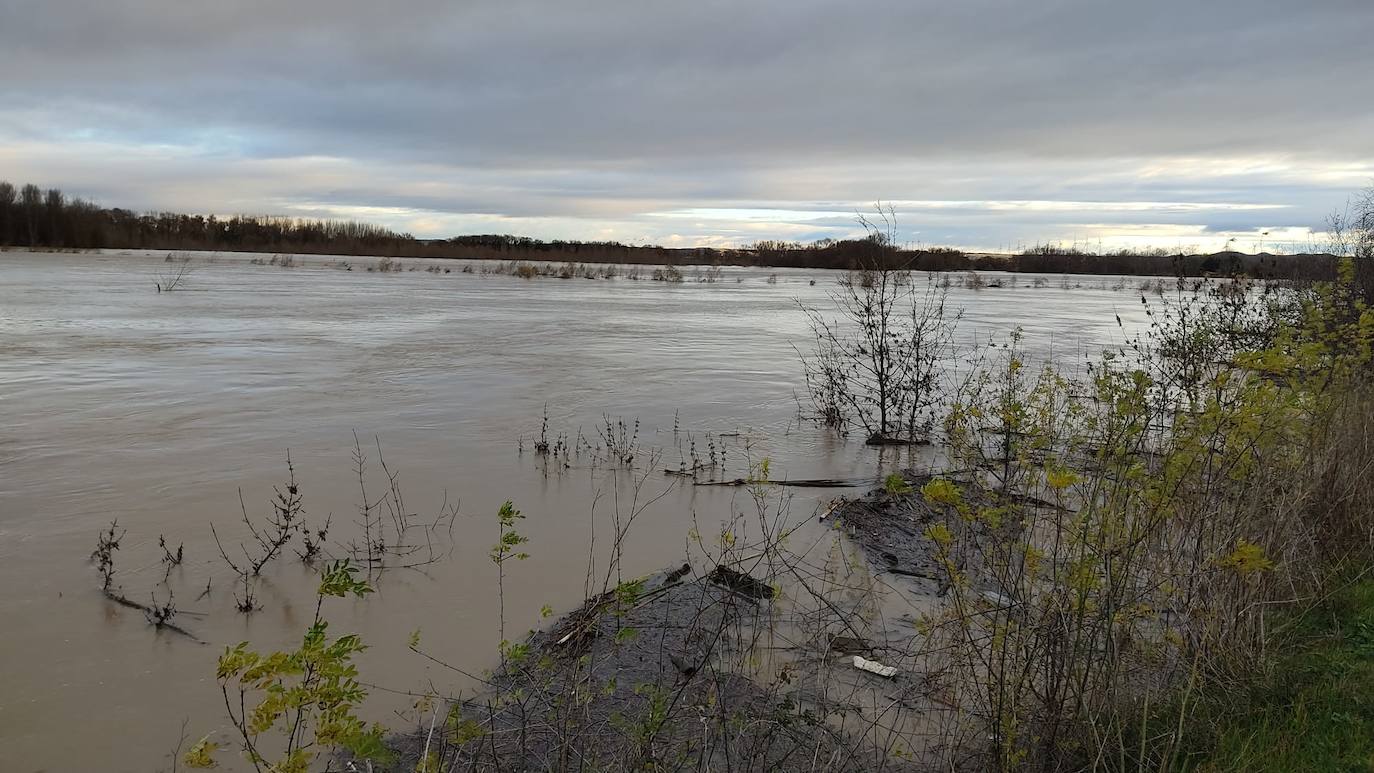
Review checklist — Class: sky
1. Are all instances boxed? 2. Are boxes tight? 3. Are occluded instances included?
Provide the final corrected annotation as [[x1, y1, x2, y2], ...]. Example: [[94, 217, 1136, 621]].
[[2, 0, 1372, 252]]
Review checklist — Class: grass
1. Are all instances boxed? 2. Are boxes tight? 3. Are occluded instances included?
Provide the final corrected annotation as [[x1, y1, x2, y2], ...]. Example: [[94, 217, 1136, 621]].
[[1184, 577, 1374, 772]]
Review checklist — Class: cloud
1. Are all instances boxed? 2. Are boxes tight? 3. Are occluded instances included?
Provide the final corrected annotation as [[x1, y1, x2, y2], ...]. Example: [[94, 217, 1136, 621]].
[[2, 0, 1371, 249]]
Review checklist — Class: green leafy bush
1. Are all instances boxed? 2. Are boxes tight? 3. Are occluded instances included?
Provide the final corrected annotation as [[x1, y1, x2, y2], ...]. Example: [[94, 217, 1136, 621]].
[[189, 560, 389, 772]]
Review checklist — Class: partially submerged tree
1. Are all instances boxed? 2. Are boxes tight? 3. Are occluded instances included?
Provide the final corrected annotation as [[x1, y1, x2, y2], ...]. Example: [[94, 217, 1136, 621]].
[[1327, 183, 1374, 301], [1328, 184, 1374, 259], [798, 204, 959, 444], [155, 253, 194, 292]]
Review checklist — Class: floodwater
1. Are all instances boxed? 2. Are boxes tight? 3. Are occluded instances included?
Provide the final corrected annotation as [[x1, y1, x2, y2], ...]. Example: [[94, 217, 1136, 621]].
[[0, 250, 1149, 771]]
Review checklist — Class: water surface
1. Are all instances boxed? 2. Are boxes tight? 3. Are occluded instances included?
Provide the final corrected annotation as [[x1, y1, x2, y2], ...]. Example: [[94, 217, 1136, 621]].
[[0, 250, 1147, 770]]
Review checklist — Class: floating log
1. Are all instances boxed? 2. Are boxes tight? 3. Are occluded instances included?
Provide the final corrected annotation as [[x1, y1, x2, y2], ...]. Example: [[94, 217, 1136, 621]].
[[667, 472, 877, 489], [103, 592, 204, 643]]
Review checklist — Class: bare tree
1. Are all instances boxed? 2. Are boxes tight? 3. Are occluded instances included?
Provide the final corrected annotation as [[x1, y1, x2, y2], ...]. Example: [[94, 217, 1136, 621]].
[[1326, 183, 1374, 301], [155, 254, 195, 292], [1328, 183, 1374, 258], [1330, 184, 1374, 258], [798, 204, 959, 444]]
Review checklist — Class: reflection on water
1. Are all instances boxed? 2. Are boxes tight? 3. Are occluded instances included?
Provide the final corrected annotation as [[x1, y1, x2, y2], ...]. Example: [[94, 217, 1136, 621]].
[[0, 250, 1147, 770]]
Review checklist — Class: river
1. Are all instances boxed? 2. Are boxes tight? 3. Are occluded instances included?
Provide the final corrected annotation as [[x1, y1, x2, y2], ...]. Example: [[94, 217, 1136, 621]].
[[0, 250, 1149, 770]]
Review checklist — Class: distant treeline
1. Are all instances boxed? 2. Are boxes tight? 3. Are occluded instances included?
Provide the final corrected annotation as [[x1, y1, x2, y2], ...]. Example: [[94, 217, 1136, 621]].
[[1006, 247, 1341, 282], [0, 179, 1341, 280], [0, 180, 410, 255]]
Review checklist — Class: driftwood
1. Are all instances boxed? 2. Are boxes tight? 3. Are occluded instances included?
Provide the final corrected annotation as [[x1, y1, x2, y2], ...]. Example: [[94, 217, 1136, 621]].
[[551, 562, 693, 650], [666, 472, 877, 489], [864, 433, 931, 447], [102, 591, 204, 643]]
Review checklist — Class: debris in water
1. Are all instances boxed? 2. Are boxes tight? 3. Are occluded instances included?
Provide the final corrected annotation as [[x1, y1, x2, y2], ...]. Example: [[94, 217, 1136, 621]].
[[707, 565, 775, 600], [852, 655, 898, 678]]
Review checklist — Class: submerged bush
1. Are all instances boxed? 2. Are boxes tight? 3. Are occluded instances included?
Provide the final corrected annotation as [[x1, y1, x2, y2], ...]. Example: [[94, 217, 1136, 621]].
[[651, 265, 684, 282], [798, 231, 959, 441]]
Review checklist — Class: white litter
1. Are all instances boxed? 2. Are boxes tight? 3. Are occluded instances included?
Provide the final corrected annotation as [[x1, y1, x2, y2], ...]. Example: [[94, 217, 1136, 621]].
[[981, 590, 1012, 606], [852, 655, 898, 677], [818, 498, 841, 521]]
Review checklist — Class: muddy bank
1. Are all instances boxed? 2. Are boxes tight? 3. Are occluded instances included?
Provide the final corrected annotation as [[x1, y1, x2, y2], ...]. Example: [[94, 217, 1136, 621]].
[[371, 472, 1012, 771], [379, 558, 929, 772], [830, 474, 949, 590], [831, 471, 1007, 596]]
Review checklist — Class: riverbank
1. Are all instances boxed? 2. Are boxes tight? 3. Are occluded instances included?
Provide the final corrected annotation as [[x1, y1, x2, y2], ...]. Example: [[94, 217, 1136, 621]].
[[384, 559, 926, 772], [369, 452, 1374, 771], [1175, 576, 1374, 771], [376, 556, 1374, 772]]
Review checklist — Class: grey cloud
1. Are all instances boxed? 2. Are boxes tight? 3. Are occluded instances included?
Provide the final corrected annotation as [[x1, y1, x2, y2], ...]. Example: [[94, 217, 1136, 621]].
[[6, 0, 1373, 163], [1, 0, 1371, 248]]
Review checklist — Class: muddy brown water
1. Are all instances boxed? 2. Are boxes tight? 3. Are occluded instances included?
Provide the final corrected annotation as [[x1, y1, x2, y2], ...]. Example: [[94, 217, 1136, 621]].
[[0, 250, 1147, 771]]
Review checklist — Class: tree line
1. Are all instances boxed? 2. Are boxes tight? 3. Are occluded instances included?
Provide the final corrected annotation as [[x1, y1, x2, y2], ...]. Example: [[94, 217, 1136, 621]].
[[0, 179, 1342, 280], [0, 180, 411, 253]]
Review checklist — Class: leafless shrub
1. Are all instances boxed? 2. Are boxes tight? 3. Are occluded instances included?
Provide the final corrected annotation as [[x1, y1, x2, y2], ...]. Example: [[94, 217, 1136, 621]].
[[90, 520, 201, 640], [155, 254, 194, 292], [158, 533, 183, 583], [345, 432, 458, 575], [211, 453, 313, 610], [1327, 183, 1374, 260], [798, 206, 959, 444], [91, 520, 125, 593], [1327, 182, 1374, 301], [143, 588, 178, 628], [695, 265, 724, 283], [651, 266, 684, 282]]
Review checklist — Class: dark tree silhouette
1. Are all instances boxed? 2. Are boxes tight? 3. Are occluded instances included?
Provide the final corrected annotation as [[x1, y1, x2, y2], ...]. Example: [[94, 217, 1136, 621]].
[[0, 178, 1345, 281]]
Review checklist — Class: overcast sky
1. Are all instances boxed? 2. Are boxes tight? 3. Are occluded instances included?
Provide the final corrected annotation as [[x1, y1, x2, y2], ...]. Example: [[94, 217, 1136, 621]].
[[2, 0, 1372, 251]]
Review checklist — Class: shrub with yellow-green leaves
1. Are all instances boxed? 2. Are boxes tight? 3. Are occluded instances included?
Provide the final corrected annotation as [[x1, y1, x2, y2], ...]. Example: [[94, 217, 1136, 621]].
[[917, 265, 1374, 771], [187, 560, 390, 772]]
